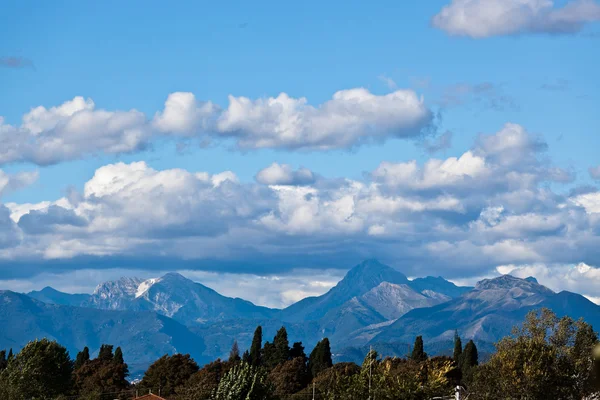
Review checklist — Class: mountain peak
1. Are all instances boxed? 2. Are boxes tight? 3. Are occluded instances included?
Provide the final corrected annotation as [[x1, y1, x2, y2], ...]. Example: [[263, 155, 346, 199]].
[[475, 275, 552, 294], [341, 259, 409, 288]]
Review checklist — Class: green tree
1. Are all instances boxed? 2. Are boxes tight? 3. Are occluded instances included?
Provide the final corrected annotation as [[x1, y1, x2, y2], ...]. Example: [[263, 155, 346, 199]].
[[262, 341, 276, 368], [97, 344, 113, 362], [471, 308, 599, 400], [212, 361, 274, 400], [453, 331, 463, 364], [229, 340, 241, 362], [0, 350, 7, 371], [461, 340, 478, 369], [308, 338, 333, 378], [74, 346, 90, 370], [289, 341, 307, 362], [249, 325, 263, 367], [140, 353, 199, 397], [272, 326, 290, 366], [242, 350, 250, 363], [176, 359, 234, 400], [411, 336, 427, 362], [7, 348, 13, 361], [269, 356, 310, 396], [1, 339, 73, 400]]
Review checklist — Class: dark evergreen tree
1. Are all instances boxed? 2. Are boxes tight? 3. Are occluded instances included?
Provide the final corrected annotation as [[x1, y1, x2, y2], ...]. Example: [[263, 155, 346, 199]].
[[0, 350, 6, 371], [290, 341, 307, 362], [113, 346, 124, 364], [97, 344, 114, 361], [249, 325, 263, 367], [229, 340, 241, 362], [453, 331, 463, 364], [411, 336, 427, 362], [262, 341, 276, 368], [74, 346, 90, 370], [7, 348, 13, 361], [242, 350, 250, 364], [272, 326, 290, 366], [308, 338, 333, 378], [461, 340, 478, 370]]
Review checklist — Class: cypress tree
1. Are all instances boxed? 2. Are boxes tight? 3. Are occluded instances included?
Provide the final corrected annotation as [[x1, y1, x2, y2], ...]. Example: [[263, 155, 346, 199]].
[[272, 326, 290, 365], [229, 340, 241, 362], [249, 326, 263, 367], [113, 347, 124, 364], [98, 344, 113, 361], [411, 336, 427, 362], [461, 340, 478, 370], [308, 338, 333, 378], [0, 350, 6, 371], [262, 341, 275, 368], [7, 348, 13, 361], [74, 346, 90, 370], [453, 331, 463, 364], [242, 350, 250, 364]]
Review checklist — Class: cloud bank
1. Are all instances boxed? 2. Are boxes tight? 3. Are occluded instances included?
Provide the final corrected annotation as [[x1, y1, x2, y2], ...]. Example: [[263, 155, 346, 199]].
[[433, 0, 600, 38], [0, 88, 434, 166], [1, 122, 599, 301]]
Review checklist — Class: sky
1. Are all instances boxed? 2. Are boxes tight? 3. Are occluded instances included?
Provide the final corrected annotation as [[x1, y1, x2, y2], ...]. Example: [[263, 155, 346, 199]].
[[1, 0, 600, 308]]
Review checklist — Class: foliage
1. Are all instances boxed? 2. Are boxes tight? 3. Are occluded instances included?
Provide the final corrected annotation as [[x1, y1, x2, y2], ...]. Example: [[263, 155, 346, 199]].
[[289, 341, 307, 362], [73, 344, 129, 399], [176, 359, 234, 400], [74, 346, 90, 370], [229, 341, 241, 362], [308, 338, 333, 378], [411, 336, 427, 362], [211, 361, 274, 400], [140, 353, 199, 397], [269, 357, 310, 396], [250, 326, 263, 367], [453, 331, 462, 363], [470, 308, 599, 399], [0, 338, 73, 400]]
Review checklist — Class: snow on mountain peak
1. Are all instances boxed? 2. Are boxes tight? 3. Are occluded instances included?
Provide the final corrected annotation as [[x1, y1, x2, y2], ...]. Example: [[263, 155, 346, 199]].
[[135, 278, 160, 298]]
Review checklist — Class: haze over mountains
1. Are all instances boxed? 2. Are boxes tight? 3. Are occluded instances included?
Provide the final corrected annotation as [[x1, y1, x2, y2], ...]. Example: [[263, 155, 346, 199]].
[[3, 259, 600, 374]]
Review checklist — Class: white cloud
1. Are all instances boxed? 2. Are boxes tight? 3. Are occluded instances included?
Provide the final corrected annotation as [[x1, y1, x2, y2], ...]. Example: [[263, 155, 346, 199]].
[[0, 88, 434, 166], [0, 169, 38, 198], [433, 0, 600, 38], [497, 262, 600, 300], [0, 97, 150, 165], [255, 163, 316, 186], [0, 122, 599, 286], [152, 92, 218, 135], [216, 88, 433, 150]]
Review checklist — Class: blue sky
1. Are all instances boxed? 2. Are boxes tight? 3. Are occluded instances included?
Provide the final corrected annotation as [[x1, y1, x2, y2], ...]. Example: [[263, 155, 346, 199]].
[[1, 0, 600, 307]]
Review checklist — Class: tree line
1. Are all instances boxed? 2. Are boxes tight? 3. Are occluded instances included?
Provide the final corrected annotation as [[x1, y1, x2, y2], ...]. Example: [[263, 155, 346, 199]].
[[1, 308, 599, 399]]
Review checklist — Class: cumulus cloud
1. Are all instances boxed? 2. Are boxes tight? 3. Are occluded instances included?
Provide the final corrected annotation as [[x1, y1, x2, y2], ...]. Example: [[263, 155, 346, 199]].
[[0, 122, 599, 295], [497, 262, 600, 301], [255, 163, 316, 186], [0, 98, 150, 165], [0, 169, 38, 198], [433, 0, 600, 38], [215, 88, 433, 150], [0, 88, 434, 166]]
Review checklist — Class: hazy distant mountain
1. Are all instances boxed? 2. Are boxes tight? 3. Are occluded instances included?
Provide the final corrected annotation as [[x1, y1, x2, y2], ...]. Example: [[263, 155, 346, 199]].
[[0, 290, 208, 375], [11, 260, 600, 372], [409, 276, 472, 298], [279, 259, 413, 322], [373, 275, 600, 345], [27, 287, 90, 306]]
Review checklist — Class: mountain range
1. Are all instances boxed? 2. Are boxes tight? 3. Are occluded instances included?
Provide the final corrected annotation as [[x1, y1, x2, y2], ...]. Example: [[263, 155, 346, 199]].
[[3, 259, 599, 375]]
